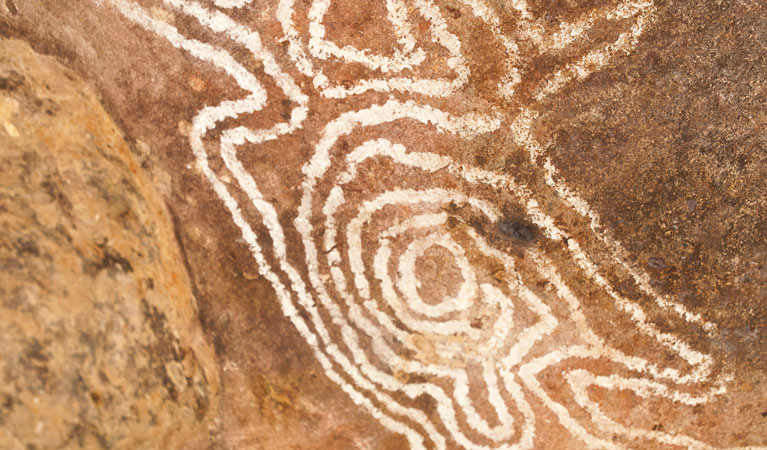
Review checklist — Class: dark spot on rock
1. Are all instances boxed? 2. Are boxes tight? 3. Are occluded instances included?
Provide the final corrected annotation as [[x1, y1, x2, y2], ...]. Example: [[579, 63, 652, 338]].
[[70, 375, 88, 399], [679, 292, 702, 308], [41, 178, 74, 217], [67, 423, 112, 449], [414, 392, 437, 415], [470, 317, 483, 329], [0, 393, 14, 425], [20, 339, 50, 389], [53, 224, 72, 243], [467, 217, 485, 233], [212, 332, 226, 356], [141, 299, 171, 343], [89, 391, 102, 406], [77, 331, 97, 356], [652, 423, 664, 431], [161, 374, 179, 402], [736, 154, 749, 169], [26, 339, 48, 362], [280, 98, 292, 120], [14, 238, 39, 257], [1, 394, 13, 410], [2, 287, 26, 309], [544, 11, 559, 25], [647, 256, 666, 270], [4, 0, 17, 15], [445, 6, 461, 19], [761, 411, 767, 418], [498, 219, 537, 244], [67, 424, 86, 448], [0, 257, 22, 271], [194, 391, 209, 421], [0, 70, 23, 92], [82, 241, 133, 276]]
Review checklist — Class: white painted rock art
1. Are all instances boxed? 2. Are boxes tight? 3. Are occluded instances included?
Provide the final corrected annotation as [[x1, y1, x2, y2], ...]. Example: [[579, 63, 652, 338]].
[[102, 0, 767, 448]]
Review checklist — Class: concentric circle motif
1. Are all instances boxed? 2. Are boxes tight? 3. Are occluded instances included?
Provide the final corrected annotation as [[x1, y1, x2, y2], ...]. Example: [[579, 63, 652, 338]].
[[106, 0, 764, 448]]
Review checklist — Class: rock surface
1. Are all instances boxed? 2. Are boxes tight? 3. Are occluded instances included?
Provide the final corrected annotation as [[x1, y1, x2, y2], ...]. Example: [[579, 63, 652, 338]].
[[0, 38, 218, 449], [2, 0, 767, 449]]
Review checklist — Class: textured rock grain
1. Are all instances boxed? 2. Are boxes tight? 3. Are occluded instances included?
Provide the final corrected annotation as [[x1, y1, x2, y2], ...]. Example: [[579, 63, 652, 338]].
[[0, 38, 218, 449]]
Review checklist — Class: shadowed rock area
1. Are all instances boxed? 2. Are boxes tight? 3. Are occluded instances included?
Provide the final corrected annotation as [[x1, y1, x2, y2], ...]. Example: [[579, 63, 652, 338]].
[[1, 0, 767, 449]]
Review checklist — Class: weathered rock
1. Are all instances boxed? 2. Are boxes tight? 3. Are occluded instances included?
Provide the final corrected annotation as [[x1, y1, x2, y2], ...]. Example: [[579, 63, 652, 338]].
[[2, 0, 767, 449], [0, 38, 218, 449]]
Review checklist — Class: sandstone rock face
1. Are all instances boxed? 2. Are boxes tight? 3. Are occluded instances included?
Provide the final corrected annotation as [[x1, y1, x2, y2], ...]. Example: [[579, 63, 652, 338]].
[[0, 38, 218, 449], [2, 0, 767, 449]]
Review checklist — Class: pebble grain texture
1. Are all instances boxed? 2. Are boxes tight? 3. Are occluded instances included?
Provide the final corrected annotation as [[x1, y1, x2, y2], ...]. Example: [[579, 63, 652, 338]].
[[2, 0, 767, 449], [0, 38, 218, 449]]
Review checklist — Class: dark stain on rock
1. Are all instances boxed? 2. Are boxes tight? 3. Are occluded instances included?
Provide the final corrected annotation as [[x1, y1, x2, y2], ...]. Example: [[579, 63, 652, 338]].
[[82, 241, 133, 276], [0, 257, 22, 271], [77, 331, 97, 357], [89, 391, 102, 406], [138, 298, 199, 405], [467, 216, 486, 234], [0, 393, 14, 425], [647, 256, 667, 270], [445, 5, 461, 19], [167, 206, 204, 317], [141, 298, 172, 349], [280, 98, 292, 120], [3, 0, 16, 15], [13, 238, 39, 257], [0, 69, 22, 90], [498, 218, 538, 244], [161, 373, 179, 402], [194, 388, 209, 421], [41, 176, 74, 218], [19, 338, 50, 390], [211, 329, 226, 357], [25, 338, 48, 363], [65, 423, 110, 450]]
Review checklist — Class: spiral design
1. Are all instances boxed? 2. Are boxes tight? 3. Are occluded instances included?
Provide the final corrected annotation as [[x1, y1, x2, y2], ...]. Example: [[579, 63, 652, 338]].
[[291, 101, 561, 448], [101, 0, 759, 448]]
